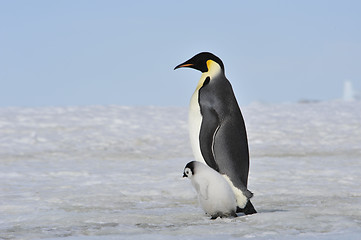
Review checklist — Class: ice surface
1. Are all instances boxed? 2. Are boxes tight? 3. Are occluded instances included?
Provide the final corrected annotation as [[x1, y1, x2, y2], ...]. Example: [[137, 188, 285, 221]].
[[0, 102, 360, 239]]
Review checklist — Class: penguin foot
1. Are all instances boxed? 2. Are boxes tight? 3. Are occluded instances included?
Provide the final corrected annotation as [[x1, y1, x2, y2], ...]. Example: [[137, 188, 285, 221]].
[[210, 215, 219, 220], [237, 200, 257, 215]]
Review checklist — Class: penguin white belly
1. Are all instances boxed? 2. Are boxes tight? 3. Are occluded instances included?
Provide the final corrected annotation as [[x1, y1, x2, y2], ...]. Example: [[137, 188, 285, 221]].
[[188, 90, 206, 165]]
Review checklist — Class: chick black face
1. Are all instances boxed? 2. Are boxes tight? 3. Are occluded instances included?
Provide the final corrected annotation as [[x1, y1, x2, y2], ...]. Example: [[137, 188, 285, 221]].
[[174, 52, 225, 73], [183, 161, 196, 178]]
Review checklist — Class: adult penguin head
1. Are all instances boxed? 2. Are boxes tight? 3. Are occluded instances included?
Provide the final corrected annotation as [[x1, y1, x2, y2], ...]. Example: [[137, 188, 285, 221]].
[[174, 52, 225, 73]]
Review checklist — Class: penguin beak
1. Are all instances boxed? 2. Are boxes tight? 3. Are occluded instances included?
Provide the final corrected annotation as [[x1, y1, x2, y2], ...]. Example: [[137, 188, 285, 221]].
[[174, 63, 193, 70], [183, 172, 187, 178]]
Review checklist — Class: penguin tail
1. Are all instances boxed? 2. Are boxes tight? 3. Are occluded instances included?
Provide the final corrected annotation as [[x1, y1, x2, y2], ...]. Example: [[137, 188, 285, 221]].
[[237, 200, 257, 215]]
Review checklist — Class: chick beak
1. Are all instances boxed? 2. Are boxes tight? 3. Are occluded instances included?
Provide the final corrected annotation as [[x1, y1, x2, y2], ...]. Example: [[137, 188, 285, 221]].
[[183, 172, 187, 178]]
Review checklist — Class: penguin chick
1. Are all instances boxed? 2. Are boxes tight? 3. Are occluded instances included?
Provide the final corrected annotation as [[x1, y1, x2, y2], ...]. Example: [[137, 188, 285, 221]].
[[183, 161, 237, 219]]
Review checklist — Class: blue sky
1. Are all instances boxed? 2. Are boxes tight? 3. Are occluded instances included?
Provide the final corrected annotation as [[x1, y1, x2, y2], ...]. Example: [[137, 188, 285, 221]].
[[1, 0, 360, 107]]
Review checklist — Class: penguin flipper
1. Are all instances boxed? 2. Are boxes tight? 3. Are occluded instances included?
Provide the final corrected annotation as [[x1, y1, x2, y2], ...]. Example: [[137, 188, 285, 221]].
[[212, 116, 250, 189], [199, 106, 220, 172], [200, 105, 253, 200], [193, 176, 209, 200], [199, 182, 209, 200]]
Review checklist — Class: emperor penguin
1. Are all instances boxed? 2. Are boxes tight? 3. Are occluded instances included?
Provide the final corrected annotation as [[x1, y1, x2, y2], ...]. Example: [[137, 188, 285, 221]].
[[183, 161, 237, 219], [174, 52, 257, 215]]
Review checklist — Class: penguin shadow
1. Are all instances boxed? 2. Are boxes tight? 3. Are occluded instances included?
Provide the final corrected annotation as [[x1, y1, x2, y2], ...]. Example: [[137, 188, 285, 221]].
[[256, 209, 288, 214], [205, 209, 288, 220], [207, 209, 288, 220], [236, 208, 288, 217], [219, 209, 288, 220]]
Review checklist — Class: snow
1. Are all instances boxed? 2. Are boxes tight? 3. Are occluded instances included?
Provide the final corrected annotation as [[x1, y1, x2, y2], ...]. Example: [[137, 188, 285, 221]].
[[0, 101, 361, 239]]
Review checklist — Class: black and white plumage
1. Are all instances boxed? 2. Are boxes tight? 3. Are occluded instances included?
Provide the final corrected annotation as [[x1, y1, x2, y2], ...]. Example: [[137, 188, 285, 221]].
[[183, 161, 237, 219], [175, 52, 257, 215]]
